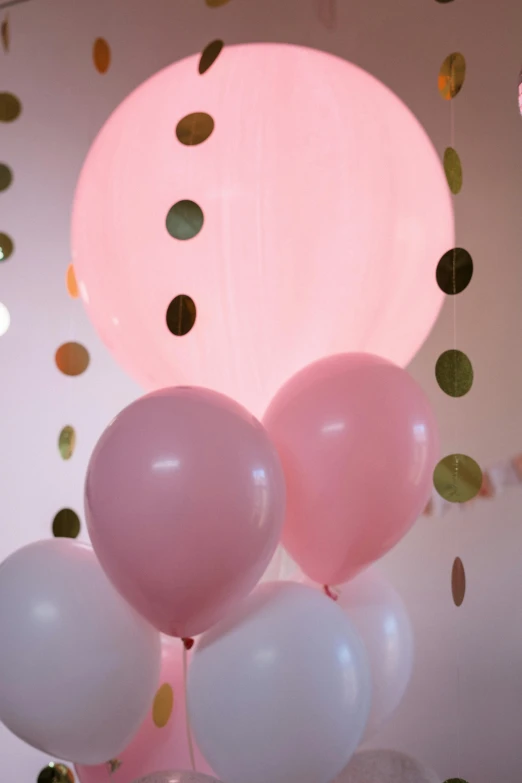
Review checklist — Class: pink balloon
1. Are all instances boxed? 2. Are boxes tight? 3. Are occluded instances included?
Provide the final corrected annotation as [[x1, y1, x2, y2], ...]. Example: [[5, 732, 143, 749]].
[[263, 354, 439, 585], [76, 639, 213, 783], [85, 387, 285, 638], [71, 43, 453, 418]]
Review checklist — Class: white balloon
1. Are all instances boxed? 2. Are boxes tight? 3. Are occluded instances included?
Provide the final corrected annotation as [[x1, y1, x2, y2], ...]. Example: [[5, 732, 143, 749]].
[[336, 749, 441, 783], [0, 539, 161, 764], [188, 581, 372, 783], [335, 569, 414, 741]]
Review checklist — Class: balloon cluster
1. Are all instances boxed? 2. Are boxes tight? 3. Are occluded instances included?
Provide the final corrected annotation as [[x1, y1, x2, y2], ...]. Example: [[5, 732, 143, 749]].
[[0, 354, 438, 783], [0, 42, 448, 783]]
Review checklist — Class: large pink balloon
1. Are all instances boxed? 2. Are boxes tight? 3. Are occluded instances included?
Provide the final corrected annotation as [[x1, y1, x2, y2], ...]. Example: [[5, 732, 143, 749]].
[[263, 353, 439, 585], [76, 639, 213, 783], [85, 387, 286, 638], [71, 43, 453, 417]]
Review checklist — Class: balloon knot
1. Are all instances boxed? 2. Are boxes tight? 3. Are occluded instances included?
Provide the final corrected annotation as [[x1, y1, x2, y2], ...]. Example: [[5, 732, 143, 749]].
[[323, 584, 339, 601], [182, 637, 195, 650]]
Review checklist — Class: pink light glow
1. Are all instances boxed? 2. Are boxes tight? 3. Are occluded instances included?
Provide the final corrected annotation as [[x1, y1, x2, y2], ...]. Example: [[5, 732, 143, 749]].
[[71, 43, 453, 417]]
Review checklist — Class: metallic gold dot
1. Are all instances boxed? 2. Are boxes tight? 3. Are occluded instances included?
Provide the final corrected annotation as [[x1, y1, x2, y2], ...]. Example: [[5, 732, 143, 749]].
[[434, 454, 483, 504], [0, 163, 13, 192], [0, 232, 14, 261], [435, 349, 473, 397], [451, 557, 465, 607], [206, 0, 232, 6], [166, 200, 204, 240], [436, 247, 473, 295], [166, 294, 197, 336], [438, 53, 466, 100], [176, 112, 215, 146], [37, 763, 75, 783], [58, 425, 76, 460], [199, 40, 224, 74], [55, 342, 90, 376], [152, 683, 174, 728], [52, 508, 81, 539], [0, 92, 22, 122], [443, 147, 462, 195], [93, 37, 111, 74], [66, 263, 79, 298], [1, 15, 9, 53]]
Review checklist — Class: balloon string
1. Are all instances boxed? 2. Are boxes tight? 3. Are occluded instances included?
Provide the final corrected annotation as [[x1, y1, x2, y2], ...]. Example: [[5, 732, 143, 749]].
[[182, 640, 197, 772]]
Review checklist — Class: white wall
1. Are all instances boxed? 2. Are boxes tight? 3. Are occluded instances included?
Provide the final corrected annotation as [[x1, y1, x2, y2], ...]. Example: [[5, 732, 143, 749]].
[[1, 0, 521, 781]]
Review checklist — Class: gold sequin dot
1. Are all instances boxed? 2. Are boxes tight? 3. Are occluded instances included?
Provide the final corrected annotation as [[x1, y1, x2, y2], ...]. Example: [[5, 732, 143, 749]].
[[443, 147, 463, 195], [0, 163, 13, 192], [152, 683, 174, 728], [0, 92, 21, 122], [434, 454, 482, 504], [166, 294, 197, 336], [176, 113, 215, 146], [52, 508, 81, 539], [438, 53, 466, 100], [199, 40, 224, 74], [55, 342, 90, 376], [66, 263, 80, 298], [37, 763, 75, 783], [93, 37, 111, 73], [436, 247, 473, 295], [166, 200, 204, 239], [205, 0, 232, 6], [435, 349, 473, 397], [0, 232, 14, 261], [58, 425, 76, 460], [451, 557, 466, 607]]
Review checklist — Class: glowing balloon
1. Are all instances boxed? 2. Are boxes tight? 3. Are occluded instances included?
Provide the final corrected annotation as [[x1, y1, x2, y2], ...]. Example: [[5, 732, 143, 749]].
[[71, 43, 453, 417]]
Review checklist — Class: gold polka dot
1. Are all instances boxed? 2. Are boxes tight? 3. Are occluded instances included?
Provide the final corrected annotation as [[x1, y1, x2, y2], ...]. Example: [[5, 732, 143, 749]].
[[37, 763, 75, 783], [436, 247, 473, 295], [55, 342, 90, 376], [152, 683, 174, 728], [0, 163, 13, 192], [205, 0, 232, 6], [199, 40, 224, 74], [1, 15, 9, 53], [0, 232, 14, 261], [176, 112, 215, 146], [58, 425, 76, 460], [435, 349, 473, 397], [451, 557, 465, 607], [93, 37, 111, 74], [438, 53, 466, 100], [52, 508, 81, 539], [0, 92, 21, 122], [66, 264, 79, 298], [166, 200, 204, 239], [434, 454, 483, 504], [166, 294, 197, 336], [443, 147, 462, 195]]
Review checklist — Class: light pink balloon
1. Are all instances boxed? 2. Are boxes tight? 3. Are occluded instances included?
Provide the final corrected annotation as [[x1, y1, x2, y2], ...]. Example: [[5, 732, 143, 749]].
[[85, 387, 286, 638], [0, 540, 161, 765], [263, 353, 439, 585], [76, 639, 213, 783], [303, 569, 414, 741], [71, 42, 453, 418]]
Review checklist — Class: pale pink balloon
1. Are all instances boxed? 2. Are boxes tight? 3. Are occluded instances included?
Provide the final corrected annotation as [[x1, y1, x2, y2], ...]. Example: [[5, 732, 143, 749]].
[[75, 639, 213, 783], [85, 387, 286, 638], [71, 43, 453, 418], [263, 353, 439, 585]]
